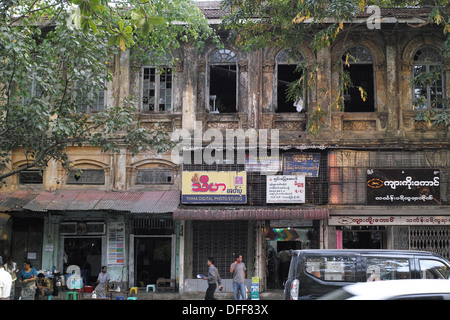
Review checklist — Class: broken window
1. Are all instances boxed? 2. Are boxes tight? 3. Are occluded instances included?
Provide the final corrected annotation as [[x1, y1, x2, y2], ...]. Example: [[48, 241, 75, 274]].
[[413, 47, 445, 109], [67, 169, 105, 185], [276, 50, 304, 113], [142, 67, 172, 112], [342, 46, 375, 112], [208, 49, 238, 113]]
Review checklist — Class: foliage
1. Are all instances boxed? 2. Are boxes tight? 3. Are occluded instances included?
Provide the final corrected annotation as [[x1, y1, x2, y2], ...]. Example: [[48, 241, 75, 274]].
[[0, 0, 215, 185], [221, 0, 450, 136]]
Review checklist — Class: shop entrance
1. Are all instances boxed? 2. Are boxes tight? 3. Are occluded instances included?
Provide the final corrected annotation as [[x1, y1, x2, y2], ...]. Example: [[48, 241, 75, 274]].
[[266, 226, 316, 289], [338, 226, 386, 249], [63, 237, 102, 285], [134, 236, 172, 287]]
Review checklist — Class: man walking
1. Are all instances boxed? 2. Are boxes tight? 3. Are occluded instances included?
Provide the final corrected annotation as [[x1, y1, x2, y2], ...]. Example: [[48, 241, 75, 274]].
[[203, 257, 222, 300], [230, 254, 247, 300], [0, 257, 12, 300]]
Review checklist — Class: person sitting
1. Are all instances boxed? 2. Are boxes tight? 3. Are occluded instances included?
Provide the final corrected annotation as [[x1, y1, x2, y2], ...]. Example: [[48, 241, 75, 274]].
[[36, 273, 53, 300]]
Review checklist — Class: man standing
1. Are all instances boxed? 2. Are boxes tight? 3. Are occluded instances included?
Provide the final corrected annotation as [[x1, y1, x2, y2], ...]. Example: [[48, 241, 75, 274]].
[[230, 254, 247, 300], [0, 257, 12, 300], [203, 257, 222, 300]]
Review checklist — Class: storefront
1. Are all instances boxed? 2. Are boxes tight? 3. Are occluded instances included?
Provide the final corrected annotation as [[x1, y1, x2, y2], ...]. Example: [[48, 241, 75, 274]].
[[10, 189, 181, 290], [328, 149, 450, 259], [174, 207, 329, 293], [329, 208, 450, 260]]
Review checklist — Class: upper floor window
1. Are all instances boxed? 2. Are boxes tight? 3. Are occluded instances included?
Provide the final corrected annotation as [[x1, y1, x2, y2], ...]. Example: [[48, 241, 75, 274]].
[[208, 49, 238, 113], [413, 47, 445, 109], [342, 46, 375, 112], [275, 50, 304, 113], [19, 169, 43, 185], [142, 66, 173, 112], [76, 78, 106, 113], [136, 169, 175, 185], [67, 169, 105, 185]]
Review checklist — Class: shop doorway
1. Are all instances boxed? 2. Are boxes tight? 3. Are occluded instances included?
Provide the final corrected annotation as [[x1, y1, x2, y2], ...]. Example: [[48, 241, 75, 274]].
[[134, 236, 172, 287], [266, 227, 316, 289], [63, 237, 102, 285], [338, 226, 386, 249]]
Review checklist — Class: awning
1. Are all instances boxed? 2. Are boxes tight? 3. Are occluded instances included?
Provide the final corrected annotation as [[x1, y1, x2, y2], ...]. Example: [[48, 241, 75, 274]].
[[0, 191, 39, 212], [173, 207, 329, 220], [0, 212, 11, 227], [22, 190, 180, 214]]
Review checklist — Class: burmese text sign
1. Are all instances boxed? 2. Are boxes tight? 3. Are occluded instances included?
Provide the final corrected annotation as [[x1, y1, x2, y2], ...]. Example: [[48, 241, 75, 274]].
[[366, 169, 440, 205], [182, 171, 247, 204]]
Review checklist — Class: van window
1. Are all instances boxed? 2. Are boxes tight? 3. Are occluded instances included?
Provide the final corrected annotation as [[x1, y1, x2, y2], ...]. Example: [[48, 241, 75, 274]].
[[419, 260, 450, 279], [365, 258, 410, 281], [305, 256, 356, 282]]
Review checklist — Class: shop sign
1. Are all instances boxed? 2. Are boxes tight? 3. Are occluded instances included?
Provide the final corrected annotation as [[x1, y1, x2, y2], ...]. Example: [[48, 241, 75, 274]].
[[246, 154, 281, 174], [283, 153, 320, 177], [329, 216, 450, 226], [266, 175, 305, 203], [182, 171, 247, 204], [366, 169, 440, 205]]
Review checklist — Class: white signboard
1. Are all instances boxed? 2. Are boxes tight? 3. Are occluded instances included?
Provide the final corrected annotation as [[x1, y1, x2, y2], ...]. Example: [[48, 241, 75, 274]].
[[266, 175, 305, 203]]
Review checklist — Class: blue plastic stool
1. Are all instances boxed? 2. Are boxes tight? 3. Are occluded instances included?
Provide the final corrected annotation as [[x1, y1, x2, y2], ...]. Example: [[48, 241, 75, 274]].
[[127, 297, 137, 300], [115, 296, 125, 300], [146, 284, 156, 292], [47, 295, 53, 300]]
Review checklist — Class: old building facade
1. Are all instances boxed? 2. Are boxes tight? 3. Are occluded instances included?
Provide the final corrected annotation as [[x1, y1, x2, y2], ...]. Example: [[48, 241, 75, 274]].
[[0, 2, 449, 296]]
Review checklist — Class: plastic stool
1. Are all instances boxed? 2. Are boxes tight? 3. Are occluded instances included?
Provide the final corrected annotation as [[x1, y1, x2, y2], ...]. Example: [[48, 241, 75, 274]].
[[115, 296, 125, 300], [47, 295, 53, 300], [129, 287, 138, 294], [127, 297, 137, 300], [65, 291, 79, 300], [146, 284, 156, 292]]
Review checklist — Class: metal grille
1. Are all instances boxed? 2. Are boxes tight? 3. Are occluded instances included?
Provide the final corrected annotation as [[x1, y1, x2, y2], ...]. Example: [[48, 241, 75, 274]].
[[19, 170, 43, 184], [329, 150, 450, 205], [136, 169, 174, 184], [66, 169, 105, 185], [132, 218, 174, 235], [192, 221, 249, 279], [183, 150, 328, 205], [410, 226, 450, 261]]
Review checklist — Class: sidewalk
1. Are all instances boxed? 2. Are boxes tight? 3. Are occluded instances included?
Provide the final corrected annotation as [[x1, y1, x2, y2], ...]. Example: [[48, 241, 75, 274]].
[[46, 289, 284, 300]]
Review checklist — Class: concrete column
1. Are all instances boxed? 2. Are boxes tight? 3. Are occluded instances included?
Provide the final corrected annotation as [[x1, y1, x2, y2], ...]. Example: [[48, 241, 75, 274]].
[[182, 45, 198, 131]]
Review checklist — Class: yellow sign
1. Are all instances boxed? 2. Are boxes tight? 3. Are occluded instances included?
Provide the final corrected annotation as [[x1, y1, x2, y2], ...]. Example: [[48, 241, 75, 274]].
[[182, 171, 247, 204]]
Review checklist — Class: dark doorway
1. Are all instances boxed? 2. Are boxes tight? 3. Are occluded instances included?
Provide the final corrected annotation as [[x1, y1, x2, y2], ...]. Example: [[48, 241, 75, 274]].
[[210, 65, 237, 113], [63, 237, 102, 285], [12, 217, 43, 269], [343, 64, 375, 112], [277, 64, 302, 112], [135, 237, 172, 287]]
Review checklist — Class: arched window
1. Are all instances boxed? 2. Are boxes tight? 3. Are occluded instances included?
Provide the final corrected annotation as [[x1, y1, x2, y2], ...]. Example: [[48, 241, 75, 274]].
[[208, 49, 238, 113], [413, 47, 445, 109], [275, 50, 304, 113], [342, 46, 375, 112]]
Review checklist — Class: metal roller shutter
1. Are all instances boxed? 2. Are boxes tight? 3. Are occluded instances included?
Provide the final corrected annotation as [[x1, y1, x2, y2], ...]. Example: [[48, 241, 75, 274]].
[[192, 220, 249, 279]]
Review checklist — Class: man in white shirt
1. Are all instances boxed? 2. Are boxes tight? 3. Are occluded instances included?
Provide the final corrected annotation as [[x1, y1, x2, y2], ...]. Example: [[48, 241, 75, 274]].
[[0, 256, 13, 300]]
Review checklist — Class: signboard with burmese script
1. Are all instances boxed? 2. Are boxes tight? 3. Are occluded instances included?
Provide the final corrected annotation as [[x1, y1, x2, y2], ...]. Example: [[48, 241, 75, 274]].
[[182, 171, 247, 204], [366, 169, 440, 206], [266, 175, 305, 203]]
